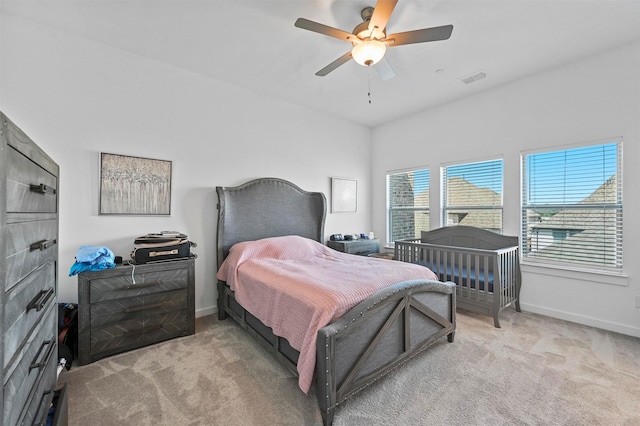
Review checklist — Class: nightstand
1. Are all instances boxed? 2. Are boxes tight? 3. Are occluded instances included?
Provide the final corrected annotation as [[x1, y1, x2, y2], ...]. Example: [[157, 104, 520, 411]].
[[77, 258, 195, 365], [327, 238, 380, 256]]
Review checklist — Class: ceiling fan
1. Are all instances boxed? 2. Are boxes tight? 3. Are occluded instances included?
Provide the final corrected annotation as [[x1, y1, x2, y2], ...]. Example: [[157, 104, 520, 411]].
[[294, 0, 453, 80]]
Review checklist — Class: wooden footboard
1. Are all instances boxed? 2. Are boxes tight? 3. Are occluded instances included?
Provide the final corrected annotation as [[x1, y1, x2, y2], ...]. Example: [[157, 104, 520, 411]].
[[315, 279, 455, 426], [217, 278, 455, 426]]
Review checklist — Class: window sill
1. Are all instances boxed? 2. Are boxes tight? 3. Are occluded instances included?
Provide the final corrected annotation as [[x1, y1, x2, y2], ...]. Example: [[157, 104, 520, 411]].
[[520, 261, 629, 286]]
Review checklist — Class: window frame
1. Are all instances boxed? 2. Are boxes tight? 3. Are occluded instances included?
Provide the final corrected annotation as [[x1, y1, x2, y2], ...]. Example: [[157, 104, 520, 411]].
[[520, 138, 623, 274]]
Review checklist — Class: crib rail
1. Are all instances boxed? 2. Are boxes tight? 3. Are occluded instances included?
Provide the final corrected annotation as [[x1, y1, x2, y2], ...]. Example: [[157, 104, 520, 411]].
[[395, 238, 521, 327]]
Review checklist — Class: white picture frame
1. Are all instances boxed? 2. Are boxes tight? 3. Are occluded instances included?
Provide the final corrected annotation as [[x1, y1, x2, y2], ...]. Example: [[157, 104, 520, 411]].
[[331, 177, 357, 213]]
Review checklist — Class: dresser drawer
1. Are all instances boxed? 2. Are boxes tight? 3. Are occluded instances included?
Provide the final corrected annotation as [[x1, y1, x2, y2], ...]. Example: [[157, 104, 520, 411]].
[[89, 267, 188, 303], [16, 341, 58, 426], [4, 219, 57, 292], [3, 306, 57, 426], [90, 308, 189, 357], [5, 145, 57, 214], [4, 260, 56, 369], [90, 289, 188, 328]]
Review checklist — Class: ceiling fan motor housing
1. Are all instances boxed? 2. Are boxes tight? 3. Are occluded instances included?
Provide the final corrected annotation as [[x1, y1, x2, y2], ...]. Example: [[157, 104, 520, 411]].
[[353, 7, 385, 42]]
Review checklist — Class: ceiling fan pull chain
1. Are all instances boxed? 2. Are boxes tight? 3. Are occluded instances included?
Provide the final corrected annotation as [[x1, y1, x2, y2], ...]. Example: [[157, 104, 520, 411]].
[[368, 69, 372, 105]]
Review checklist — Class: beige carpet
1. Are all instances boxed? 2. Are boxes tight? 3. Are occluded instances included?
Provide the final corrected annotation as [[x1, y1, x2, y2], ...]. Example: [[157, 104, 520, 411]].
[[60, 309, 640, 425]]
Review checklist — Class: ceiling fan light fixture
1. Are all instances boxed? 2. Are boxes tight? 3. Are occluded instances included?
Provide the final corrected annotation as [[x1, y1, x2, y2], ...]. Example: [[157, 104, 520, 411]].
[[351, 40, 386, 66]]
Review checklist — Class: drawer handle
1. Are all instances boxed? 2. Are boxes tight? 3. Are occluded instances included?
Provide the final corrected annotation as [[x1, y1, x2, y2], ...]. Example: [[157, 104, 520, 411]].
[[122, 282, 159, 290], [27, 288, 54, 312], [33, 388, 55, 426], [124, 324, 163, 336], [30, 239, 57, 251], [123, 302, 163, 313], [29, 183, 56, 195], [29, 338, 55, 372], [150, 249, 178, 257]]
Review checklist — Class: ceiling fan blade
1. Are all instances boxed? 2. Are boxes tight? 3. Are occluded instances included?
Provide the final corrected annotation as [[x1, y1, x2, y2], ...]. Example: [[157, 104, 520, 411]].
[[369, 0, 398, 39], [315, 51, 353, 77], [374, 56, 395, 81], [385, 24, 453, 46], [295, 18, 359, 43]]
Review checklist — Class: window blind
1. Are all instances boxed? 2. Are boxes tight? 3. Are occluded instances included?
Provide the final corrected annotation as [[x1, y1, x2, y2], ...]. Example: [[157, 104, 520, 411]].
[[521, 141, 622, 271], [387, 169, 430, 242], [442, 159, 503, 232]]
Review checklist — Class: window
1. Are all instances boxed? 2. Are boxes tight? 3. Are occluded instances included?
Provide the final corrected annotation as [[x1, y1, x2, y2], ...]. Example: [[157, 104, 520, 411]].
[[521, 141, 622, 271], [442, 159, 503, 232], [387, 168, 430, 243]]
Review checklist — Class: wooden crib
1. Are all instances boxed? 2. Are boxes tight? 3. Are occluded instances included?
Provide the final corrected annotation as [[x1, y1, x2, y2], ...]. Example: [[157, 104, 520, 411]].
[[395, 226, 521, 327]]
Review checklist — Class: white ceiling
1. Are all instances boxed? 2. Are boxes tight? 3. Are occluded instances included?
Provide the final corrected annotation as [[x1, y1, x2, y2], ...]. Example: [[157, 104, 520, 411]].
[[3, 0, 640, 127]]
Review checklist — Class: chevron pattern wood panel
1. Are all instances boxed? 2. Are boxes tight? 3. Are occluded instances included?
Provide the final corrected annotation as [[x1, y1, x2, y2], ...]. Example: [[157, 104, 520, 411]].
[[89, 268, 188, 303], [90, 290, 187, 327]]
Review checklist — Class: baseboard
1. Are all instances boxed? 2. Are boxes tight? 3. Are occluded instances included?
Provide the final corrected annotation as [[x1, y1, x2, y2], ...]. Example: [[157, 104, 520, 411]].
[[520, 302, 640, 338], [196, 306, 217, 318]]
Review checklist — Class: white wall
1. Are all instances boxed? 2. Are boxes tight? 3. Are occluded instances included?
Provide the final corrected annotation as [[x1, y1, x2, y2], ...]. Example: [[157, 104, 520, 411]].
[[372, 42, 640, 337], [3, 13, 639, 338], [1, 15, 372, 316]]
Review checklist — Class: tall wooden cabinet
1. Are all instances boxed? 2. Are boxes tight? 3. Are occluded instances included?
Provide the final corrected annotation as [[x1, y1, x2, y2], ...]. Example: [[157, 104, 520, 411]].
[[1, 113, 67, 426]]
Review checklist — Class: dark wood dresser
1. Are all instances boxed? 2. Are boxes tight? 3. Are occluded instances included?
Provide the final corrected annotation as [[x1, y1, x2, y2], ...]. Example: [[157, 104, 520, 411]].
[[1, 112, 68, 426], [77, 258, 196, 365]]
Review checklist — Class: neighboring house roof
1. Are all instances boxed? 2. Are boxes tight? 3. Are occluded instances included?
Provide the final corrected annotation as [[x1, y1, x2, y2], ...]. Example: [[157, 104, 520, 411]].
[[527, 175, 619, 267], [530, 175, 617, 231], [445, 177, 502, 230]]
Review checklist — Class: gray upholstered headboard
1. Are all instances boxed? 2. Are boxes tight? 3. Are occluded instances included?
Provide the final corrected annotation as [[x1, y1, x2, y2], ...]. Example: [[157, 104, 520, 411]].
[[216, 178, 327, 268]]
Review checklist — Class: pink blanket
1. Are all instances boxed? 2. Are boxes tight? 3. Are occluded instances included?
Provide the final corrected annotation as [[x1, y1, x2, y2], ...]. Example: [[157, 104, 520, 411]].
[[217, 235, 438, 393]]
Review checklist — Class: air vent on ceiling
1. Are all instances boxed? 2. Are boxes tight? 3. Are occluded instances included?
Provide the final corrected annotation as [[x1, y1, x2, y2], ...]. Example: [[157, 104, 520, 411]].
[[460, 71, 487, 85]]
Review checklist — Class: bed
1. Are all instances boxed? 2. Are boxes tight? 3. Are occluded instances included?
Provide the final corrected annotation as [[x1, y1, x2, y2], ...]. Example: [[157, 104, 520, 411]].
[[215, 178, 456, 426], [394, 225, 521, 328]]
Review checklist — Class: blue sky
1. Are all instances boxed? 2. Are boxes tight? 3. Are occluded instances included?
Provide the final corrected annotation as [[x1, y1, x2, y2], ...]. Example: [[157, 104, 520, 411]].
[[411, 142, 617, 204], [526, 143, 617, 204]]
